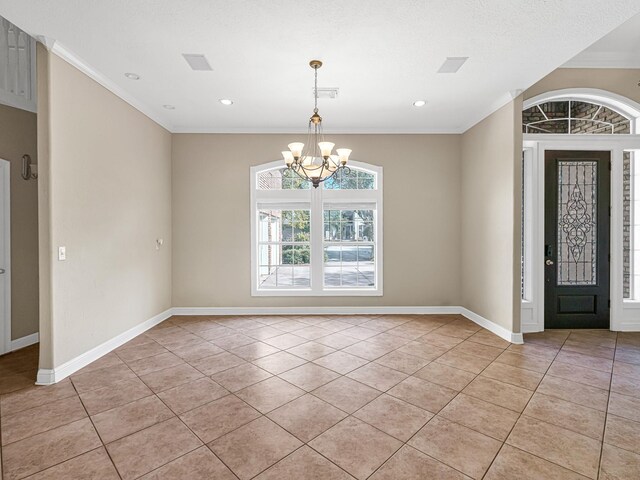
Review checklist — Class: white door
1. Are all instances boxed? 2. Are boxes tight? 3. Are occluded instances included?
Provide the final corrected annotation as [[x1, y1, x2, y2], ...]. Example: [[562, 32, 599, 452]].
[[0, 159, 10, 354]]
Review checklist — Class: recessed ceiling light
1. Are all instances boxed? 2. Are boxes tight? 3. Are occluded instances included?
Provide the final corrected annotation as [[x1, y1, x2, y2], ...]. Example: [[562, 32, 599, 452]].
[[413, 100, 427, 107], [124, 72, 140, 80], [163, 104, 175, 110], [219, 99, 233, 106], [437, 57, 468, 74]]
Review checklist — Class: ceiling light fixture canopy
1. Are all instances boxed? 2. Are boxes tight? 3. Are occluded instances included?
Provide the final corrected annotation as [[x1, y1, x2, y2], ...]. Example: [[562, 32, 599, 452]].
[[282, 60, 351, 188]]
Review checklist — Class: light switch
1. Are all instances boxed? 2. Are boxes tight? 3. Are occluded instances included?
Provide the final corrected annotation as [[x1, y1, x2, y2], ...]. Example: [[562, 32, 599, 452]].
[[58, 246, 66, 261]]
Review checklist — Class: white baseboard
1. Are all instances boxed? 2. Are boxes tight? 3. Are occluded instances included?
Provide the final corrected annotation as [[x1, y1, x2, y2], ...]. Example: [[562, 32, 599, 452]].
[[617, 322, 640, 332], [171, 306, 462, 316], [36, 305, 523, 385], [521, 323, 543, 334], [36, 308, 173, 385], [11, 332, 39, 351], [459, 308, 524, 344]]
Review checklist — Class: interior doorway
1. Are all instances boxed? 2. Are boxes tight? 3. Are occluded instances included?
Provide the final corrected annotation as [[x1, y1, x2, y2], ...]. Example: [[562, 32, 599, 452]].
[[544, 150, 610, 329]]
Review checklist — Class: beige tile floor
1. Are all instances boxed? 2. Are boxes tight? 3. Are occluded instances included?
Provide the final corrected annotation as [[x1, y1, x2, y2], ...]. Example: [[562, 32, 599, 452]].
[[0, 314, 639, 479]]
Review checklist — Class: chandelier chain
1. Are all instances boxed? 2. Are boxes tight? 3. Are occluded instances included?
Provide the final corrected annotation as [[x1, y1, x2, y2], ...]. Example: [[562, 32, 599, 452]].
[[313, 66, 318, 113]]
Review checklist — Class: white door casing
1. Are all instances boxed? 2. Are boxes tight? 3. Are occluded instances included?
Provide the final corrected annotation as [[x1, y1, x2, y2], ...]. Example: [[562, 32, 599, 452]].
[[0, 159, 11, 354], [521, 137, 640, 333]]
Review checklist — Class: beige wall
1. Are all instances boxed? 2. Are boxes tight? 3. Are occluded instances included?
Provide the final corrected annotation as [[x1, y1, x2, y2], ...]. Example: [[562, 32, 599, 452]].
[[0, 103, 39, 340], [39, 49, 173, 367], [37, 43, 53, 368], [461, 100, 522, 333], [172, 134, 462, 308], [525, 68, 640, 103]]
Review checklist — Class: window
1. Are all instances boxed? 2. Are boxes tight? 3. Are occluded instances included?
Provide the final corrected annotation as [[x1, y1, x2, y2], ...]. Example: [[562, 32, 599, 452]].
[[251, 161, 382, 295], [625, 151, 640, 300], [523, 100, 632, 134]]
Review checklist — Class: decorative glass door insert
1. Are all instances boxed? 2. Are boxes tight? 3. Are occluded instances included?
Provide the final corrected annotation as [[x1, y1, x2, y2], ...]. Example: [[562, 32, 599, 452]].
[[557, 161, 597, 286]]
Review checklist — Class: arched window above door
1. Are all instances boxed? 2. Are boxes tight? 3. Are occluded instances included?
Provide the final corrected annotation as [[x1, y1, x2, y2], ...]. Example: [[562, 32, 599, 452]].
[[522, 88, 640, 135], [523, 99, 632, 134]]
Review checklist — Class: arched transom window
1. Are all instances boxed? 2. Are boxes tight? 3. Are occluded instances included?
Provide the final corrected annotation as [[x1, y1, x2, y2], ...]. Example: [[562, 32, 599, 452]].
[[250, 161, 383, 296], [523, 100, 632, 134]]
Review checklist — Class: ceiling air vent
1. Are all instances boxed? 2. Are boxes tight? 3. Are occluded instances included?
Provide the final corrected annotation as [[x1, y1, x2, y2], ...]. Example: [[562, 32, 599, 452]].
[[182, 54, 212, 71], [314, 87, 339, 99], [437, 57, 468, 73]]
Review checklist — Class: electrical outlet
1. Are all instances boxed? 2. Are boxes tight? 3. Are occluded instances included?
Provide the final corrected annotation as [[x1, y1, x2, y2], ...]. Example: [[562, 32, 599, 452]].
[[58, 246, 66, 261]]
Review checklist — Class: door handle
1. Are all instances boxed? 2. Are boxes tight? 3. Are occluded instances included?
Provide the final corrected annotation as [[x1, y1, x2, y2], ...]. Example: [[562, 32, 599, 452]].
[[545, 259, 554, 266], [0, 268, 5, 274]]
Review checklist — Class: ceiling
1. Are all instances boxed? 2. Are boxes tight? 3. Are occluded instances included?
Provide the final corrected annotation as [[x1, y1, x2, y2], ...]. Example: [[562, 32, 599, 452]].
[[1, 1, 640, 133], [564, 12, 640, 68]]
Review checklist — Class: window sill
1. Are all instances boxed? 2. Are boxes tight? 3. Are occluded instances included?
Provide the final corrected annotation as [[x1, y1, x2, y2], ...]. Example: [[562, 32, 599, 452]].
[[252, 288, 383, 297], [622, 300, 640, 309]]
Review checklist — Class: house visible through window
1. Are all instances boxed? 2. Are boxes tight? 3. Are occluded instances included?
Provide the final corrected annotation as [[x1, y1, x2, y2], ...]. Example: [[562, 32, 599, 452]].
[[251, 162, 383, 296]]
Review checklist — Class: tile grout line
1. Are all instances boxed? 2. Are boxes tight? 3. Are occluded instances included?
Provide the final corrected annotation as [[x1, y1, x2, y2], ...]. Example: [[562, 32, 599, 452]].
[[368, 335, 505, 480], [596, 332, 617, 480], [150, 388, 239, 479], [70, 374, 124, 480], [493, 332, 619, 479], [478, 331, 571, 479]]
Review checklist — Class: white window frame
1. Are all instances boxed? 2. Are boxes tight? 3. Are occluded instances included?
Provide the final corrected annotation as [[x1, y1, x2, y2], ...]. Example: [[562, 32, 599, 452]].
[[250, 160, 383, 296]]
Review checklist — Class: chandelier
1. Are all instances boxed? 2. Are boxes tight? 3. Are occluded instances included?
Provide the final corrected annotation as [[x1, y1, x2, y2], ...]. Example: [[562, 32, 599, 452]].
[[281, 60, 351, 188]]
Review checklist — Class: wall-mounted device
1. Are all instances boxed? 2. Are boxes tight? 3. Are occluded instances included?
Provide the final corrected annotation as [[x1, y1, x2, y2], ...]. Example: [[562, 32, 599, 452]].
[[21, 154, 37, 180]]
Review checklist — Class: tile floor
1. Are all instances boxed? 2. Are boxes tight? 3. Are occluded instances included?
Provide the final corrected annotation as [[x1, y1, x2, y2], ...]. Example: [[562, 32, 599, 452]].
[[0, 314, 639, 479]]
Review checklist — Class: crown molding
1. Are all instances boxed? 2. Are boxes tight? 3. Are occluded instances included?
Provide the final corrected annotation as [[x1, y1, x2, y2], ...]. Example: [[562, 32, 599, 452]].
[[47, 41, 174, 132], [170, 126, 464, 134]]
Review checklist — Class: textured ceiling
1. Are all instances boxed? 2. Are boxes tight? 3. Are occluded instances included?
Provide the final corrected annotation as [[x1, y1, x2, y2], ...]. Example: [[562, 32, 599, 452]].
[[1, 0, 639, 133]]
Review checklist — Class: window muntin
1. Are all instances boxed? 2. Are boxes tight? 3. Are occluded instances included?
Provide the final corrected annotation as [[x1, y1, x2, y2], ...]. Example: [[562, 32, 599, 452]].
[[252, 162, 382, 296], [523, 100, 631, 134]]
